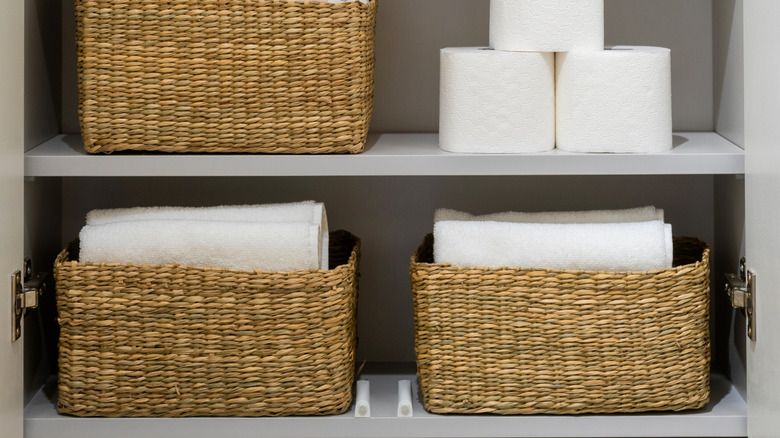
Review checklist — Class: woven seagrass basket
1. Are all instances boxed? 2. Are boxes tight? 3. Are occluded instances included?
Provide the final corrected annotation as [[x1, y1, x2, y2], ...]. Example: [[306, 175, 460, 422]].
[[410, 234, 711, 415], [54, 230, 359, 417], [76, 0, 377, 154]]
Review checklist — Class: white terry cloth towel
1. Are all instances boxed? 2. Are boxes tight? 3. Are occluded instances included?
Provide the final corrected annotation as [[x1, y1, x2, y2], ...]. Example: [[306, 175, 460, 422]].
[[86, 202, 329, 269], [434, 206, 664, 224], [433, 220, 673, 272], [79, 220, 322, 272]]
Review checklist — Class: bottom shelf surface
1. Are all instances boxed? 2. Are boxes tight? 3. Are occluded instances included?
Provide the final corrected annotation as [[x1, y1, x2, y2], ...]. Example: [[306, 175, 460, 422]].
[[24, 370, 746, 438]]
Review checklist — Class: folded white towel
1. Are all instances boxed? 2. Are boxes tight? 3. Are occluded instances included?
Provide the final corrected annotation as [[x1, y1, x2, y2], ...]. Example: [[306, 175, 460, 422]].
[[433, 220, 673, 271], [79, 220, 322, 272], [86, 201, 329, 269], [434, 206, 664, 224]]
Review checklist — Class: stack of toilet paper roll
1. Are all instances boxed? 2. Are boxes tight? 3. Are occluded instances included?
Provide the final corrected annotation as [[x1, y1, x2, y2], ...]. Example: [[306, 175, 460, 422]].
[[440, 0, 672, 154]]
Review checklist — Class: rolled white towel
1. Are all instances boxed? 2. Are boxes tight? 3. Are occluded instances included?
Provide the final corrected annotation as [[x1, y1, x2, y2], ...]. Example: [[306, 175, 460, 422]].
[[433, 220, 673, 272], [79, 220, 322, 272], [86, 202, 329, 270], [87, 201, 325, 225], [434, 206, 664, 224]]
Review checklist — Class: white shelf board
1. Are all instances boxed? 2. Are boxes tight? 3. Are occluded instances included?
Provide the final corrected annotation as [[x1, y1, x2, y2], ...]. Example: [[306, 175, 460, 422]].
[[24, 132, 744, 177], [25, 373, 746, 438]]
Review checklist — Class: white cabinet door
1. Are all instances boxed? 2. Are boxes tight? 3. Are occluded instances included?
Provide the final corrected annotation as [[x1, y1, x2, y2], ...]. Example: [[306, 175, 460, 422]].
[[744, 1, 780, 437], [0, 0, 25, 436]]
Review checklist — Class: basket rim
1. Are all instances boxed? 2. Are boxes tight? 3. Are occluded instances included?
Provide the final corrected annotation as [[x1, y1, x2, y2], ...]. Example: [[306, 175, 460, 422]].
[[410, 233, 710, 276], [235, 0, 377, 7]]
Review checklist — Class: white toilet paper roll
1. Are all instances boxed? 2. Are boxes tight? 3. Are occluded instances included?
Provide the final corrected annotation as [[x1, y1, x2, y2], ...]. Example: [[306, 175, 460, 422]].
[[556, 46, 673, 153], [439, 47, 555, 154], [490, 0, 603, 52]]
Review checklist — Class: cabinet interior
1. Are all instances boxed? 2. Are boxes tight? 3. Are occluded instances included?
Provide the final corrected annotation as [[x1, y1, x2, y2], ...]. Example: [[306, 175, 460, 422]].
[[21, 0, 748, 435]]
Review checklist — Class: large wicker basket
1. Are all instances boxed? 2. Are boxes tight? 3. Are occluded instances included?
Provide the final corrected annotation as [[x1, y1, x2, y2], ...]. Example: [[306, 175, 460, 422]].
[[410, 235, 711, 415], [54, 230, 359, 417], [76, 0, 377, 154]]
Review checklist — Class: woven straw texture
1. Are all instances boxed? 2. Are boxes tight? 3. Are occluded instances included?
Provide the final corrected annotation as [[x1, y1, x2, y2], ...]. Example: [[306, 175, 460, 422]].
[[55, 230, 359, 417], [411, 235, 711, 415], [76, 0, 377, 154]]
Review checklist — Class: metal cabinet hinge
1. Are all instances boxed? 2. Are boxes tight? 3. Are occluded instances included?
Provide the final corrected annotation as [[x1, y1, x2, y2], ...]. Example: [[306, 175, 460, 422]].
[[11, 258, 48, 342], [724, 257, 756, 341]]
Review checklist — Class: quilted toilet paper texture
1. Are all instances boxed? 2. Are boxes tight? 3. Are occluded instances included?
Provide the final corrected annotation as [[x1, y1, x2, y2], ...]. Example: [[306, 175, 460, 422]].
[[439, 48, 555, 154], [556, 46, 673, 153], [490, 0, 604, 52]]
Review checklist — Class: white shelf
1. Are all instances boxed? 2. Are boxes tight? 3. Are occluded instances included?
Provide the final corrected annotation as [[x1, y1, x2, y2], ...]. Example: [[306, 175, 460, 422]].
[[24, 132, 744, 177], [25, 373, 746, 438]]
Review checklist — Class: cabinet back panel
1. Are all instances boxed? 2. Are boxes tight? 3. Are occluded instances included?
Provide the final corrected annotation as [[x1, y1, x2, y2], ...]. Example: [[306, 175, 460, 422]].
[[26, 0, 61, 151]]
